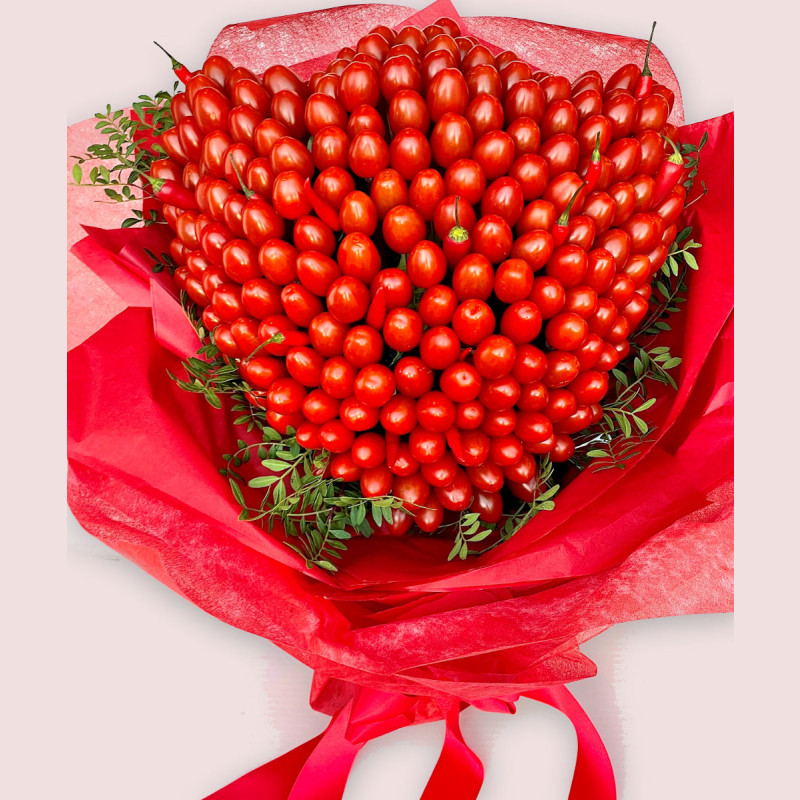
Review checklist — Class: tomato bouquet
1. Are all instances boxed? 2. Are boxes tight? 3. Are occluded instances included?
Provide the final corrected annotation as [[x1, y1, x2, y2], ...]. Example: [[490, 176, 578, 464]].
[[67, 2, 732, 797], [72, 7, 706, 570]]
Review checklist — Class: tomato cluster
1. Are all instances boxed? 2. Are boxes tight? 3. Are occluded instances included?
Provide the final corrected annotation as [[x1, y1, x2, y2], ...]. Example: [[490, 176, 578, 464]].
[[158, 15, 685, 537]]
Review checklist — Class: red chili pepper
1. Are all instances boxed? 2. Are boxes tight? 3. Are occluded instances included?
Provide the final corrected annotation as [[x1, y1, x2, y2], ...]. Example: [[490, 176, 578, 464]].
[[584, 134, 602, 194], [443, 196, 471, 266], [147, 176, 198, 210], [445, 429, 465, 463], [256, 330, 310, 357], [385, 433, 400, 470], [153, 41, 193, 85], [303, 178, 341, 231], [634, 22, 657, 100], [366, 286, 387, 329], [550, 181, 586, 247], [651, 137, 686, 206]]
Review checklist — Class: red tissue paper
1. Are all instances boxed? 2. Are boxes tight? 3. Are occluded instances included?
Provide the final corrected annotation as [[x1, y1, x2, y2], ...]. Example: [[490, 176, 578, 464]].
[[67, 2, 732, 798]]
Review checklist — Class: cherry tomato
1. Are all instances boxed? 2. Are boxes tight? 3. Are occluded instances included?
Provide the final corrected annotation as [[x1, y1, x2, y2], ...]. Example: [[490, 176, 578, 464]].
[[451, 298, 496, 344], [338, 61, 380, 111], [474, 335, 516, 379], [394, 356, 434, 398], [504, 79, 545, 123], [272, 170, 312, 219], [371, 268, 413, 309], [349, 130, 390, 179], [419, 326, 461, 370], [472, 130, 515, 180], [382, 205, 426, 253], [471, 215, 513, 264], [430, 113, 474, 168], [546, 244, 588, 287], [340, 191, 378, 235], [296, 251, 341, 296], [466, 93, 504, 138], [281, 283, 323, 327], [435, 469, 474, 511], [337, 233, 381, 283], [543, 351, 580, 388], [500, 300, 542, 343], [370, 168, 408, 218], [381, 395, 417, 435], [303, 388, 340, 423], [311, 125, 350, 170], [342, 325, 384, 367], [409, 427, 447, 463], [409, 169, 446, 220], [320, 356, 358, 399], [383, 308, 423, 351], [545, 312, 588, 350], [419, 285, 458, 326], [389, 89, 431, 134]]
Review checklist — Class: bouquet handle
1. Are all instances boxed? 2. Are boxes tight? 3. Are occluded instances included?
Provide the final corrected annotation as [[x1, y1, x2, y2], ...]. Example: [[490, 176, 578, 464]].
[[205, 686, 614, 800]]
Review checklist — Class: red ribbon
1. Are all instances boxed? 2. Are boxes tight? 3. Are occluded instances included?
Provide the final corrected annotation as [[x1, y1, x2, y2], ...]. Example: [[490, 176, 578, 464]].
[[205, 685, 615, 800]]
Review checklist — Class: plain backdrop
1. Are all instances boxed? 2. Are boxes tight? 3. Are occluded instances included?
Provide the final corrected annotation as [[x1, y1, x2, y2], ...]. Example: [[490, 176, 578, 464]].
[[2, 0, 798, 798]]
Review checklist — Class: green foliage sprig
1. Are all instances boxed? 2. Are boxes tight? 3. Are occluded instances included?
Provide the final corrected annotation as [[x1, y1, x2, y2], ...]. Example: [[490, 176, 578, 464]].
[[69, 89, 176, 228]]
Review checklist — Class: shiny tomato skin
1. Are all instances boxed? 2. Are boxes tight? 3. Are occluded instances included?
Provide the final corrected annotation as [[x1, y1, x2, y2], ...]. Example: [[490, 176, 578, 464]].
[[311, 125, 350, 171], [320, 357, 358, 399], [419, 285, 458, 326], [371, 268, 413, 309], [370, 168, 408, 218], [471, 215, 513, 264], [382, 205, 427, 253], [407, 240, 447, 287], [430, 113, 474, 168], [338, 61, 380, 111], [472, 130, 515, 181], [339, 191, 378, 235], [409, 169, 446, 220], [409, 428, 447, 464], [546, 244, 588, 287], [427, 67, 469, 121], [302, 388, 341, 424], [337, 233, 382, 283], [466, 93, 504, 138], [389, 89, 431, 134], [293, 216, 336, 257], [435, 469, 474, 511], [296, 251, 341, 296], [543, 350, 581, 388], [433, 194, 477, 240], [419, 326, 461, 370], [394, 356, 434, 398], [509, 154, 549, 202], [327, 276, 370, 323], [451, 298, 496, 344], [383, 308, 424, 351], [504, 79, 545, 123], [241, 278, 282, 319], [440, 362, 483, 403], [342, 325, 384, 367], [474, 335, 516, 379], [381, 395, 417, 435], [500, 300, 542, 343], [349, 130, 390, 179]]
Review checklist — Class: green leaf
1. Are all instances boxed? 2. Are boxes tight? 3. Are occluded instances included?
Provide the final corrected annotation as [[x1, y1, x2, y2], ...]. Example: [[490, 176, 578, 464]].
[[635, 397, 656, 412], [662, 357, 682, 370], [249, 475, 275, 488], [261, 458, 291, 471], [72, 164, 83, 184], [683, 251, 699, 270], [447, 540, 462, 561], [229, 478, 246, 507], [587, 449, 610, 458]]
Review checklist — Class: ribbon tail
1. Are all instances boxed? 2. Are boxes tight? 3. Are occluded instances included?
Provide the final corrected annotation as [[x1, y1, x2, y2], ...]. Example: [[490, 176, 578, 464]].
[[420, 702, 484, 800], [204, 699, 363, 800], [526, 686, 616, 800]]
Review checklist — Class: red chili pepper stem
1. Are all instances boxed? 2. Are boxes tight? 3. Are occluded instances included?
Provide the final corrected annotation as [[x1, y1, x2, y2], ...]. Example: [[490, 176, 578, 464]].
[[663, 135, 684, 165], [229, 154, 254, 199], [584, 134, 602, 193], [550, 181, 586, 247], [444, 196, 471, 265], [153, 41, 193, 84], [634, 22, 657, 99]]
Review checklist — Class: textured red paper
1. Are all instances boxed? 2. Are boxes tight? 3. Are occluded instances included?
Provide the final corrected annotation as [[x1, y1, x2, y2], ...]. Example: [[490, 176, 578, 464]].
[[66, 3, 733, 788]]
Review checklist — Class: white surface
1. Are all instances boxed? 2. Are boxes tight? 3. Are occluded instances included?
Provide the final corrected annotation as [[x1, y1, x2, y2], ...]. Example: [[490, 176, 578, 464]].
[[54, 1, 743, 798]]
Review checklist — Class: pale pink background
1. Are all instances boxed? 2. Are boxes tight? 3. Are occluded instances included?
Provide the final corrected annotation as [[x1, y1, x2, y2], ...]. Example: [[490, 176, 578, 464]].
[[5, 0, 791, 798]]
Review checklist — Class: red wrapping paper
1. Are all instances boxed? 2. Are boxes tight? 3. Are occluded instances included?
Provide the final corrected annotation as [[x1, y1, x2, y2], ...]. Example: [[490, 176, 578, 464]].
[[67, 2, 733, 796]]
